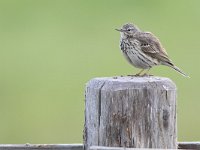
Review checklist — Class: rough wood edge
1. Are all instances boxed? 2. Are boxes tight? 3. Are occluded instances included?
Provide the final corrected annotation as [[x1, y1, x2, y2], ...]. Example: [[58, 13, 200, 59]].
[[90, 146, 179, 150], [90, 142, 200, 150], [0, 143, 198, 149], [178, 142, 200, 149], [0, 144, 83, 149]]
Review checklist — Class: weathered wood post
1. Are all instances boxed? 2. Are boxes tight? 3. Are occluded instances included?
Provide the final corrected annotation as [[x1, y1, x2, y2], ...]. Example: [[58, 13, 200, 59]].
[[84, 76, 177, 149]]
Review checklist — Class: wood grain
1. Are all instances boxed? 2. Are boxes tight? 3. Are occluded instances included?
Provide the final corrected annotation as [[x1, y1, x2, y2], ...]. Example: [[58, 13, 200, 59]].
[[84, 76, 177, 149]]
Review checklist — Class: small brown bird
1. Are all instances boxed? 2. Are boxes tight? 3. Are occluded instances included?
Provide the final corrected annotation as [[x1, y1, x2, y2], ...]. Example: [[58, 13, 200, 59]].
[[116, 23, 188, 77]]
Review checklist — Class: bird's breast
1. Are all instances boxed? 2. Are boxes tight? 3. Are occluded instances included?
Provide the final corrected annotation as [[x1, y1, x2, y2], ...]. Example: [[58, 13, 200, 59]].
[[119, 39, 158, 69]]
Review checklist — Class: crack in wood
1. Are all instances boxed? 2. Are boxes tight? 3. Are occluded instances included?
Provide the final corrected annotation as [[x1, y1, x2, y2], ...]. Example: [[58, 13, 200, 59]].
[[98, 81, 106, 145]]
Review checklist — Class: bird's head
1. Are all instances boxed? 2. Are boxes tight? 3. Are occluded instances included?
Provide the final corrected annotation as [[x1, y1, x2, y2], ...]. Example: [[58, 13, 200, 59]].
[[116, 23, 140, 38]]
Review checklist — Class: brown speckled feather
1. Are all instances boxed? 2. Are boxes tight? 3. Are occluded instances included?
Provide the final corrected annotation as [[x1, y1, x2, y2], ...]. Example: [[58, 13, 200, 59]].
[[133, 32, 173, 65]]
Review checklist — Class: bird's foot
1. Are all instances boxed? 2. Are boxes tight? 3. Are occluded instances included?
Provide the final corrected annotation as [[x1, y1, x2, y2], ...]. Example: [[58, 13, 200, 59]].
[[127, 74, 140, 77], [135, 73, 142, 77], [141, 73, 154, 77]]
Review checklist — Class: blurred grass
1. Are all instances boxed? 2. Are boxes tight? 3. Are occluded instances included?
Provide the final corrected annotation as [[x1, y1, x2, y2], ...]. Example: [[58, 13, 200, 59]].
[[0, 0, 199, 143]]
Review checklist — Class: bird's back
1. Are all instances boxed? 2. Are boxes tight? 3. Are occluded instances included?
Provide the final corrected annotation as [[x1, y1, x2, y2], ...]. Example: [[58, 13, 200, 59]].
[[132, 31, 172, 65]]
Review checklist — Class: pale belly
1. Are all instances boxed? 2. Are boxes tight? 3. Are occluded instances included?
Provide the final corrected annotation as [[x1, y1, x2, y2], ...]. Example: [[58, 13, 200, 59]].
[[122, 49, 158, 69]]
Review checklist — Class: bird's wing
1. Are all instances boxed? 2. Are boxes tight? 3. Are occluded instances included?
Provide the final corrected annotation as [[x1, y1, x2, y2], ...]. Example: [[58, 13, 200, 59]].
[[133, 32, 172, 64]]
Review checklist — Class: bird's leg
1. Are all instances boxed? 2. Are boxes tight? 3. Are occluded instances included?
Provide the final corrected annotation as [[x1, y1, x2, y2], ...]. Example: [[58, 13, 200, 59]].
[[141, 68, 152, 76], [135, 69, 145, 76]]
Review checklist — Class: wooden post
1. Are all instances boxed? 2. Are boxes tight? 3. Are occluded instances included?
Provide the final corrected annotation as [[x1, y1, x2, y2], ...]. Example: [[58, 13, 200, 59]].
[[84, 76, 177, 149]]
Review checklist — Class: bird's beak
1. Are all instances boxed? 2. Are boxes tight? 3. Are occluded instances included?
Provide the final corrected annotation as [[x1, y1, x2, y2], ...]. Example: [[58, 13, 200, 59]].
[[115, 29, 125, 32]]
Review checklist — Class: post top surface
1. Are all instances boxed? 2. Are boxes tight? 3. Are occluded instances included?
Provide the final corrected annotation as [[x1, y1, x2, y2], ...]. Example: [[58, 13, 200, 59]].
[[94, 76, 171, 83], [87, 76, 176, 91]]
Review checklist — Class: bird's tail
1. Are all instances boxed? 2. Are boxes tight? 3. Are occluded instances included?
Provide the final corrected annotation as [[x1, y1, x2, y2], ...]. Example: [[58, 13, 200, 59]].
[[172, 65, 189, 77], [162, 62, 189, 77]]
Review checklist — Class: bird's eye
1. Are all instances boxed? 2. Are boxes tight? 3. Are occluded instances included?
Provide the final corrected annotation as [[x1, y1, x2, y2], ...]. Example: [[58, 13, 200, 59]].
[[127, 29, 131, 31]]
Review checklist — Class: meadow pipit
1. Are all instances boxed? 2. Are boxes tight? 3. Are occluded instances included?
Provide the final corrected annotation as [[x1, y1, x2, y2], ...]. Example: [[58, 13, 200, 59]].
[[116, 23, 188, 77]]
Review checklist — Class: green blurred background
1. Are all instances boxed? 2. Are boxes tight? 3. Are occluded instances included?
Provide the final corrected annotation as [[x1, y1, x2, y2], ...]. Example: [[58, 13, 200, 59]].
[[0, 0, 199, 144]]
